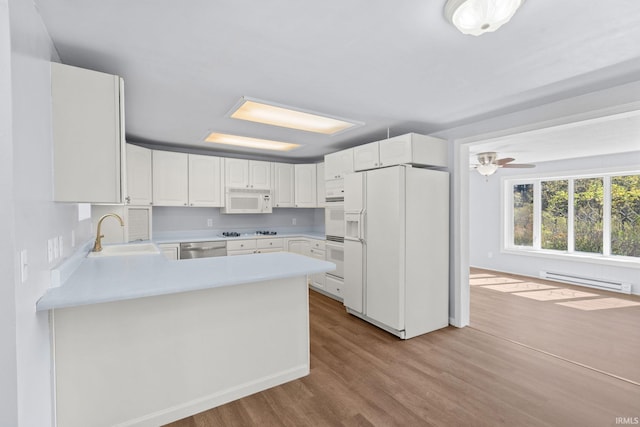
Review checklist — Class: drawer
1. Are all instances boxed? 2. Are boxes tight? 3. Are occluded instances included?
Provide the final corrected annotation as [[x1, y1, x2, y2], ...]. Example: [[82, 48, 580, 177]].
[[308, 248, 325, 259], [309, 239, 326, 251], [256, 238, 283, 249], [256, 248, 281, 254], [227, 239, 256, 251], [227, 249, 256, 256], [325, 275, 343, 297]]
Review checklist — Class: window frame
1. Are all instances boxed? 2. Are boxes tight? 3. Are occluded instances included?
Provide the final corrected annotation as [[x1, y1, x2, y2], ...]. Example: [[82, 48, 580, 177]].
[[502, 167, 640, 268]]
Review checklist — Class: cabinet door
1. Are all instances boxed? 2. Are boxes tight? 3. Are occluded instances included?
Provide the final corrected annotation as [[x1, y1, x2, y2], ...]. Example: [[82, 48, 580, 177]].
[[249, 160, 272, 189], [353, 142, 380, 171], [294, 164, 317, 207], [309, 248, 326, 289], [152, 151, 188, 206], [52, 63, 123, 203], [324, 150, 351, 180], [273, 163, 294, 207], [316, 162, 326, 207], [188, 154, 223, 207], [125, 144, 152, 205], [158, 244, 179, 260], [287, 239, 310, 255], [378, 134, 412, 167], [225, 158, 249, 188]]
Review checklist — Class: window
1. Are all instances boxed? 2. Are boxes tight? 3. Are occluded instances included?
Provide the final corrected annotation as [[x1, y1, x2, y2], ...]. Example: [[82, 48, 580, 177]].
[[505, 172, 640, 262]]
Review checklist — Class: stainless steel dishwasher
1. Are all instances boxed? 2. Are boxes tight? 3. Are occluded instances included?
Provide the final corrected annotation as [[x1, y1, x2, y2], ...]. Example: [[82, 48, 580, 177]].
[[179, 241, 227, 259]]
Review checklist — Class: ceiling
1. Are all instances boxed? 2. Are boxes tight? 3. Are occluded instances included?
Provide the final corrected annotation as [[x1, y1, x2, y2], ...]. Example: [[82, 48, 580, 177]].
[[34, 0, 640, 162]]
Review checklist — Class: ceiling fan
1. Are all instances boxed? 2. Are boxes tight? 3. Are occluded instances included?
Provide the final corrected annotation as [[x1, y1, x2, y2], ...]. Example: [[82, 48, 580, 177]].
[[471, 152, 535, 176]]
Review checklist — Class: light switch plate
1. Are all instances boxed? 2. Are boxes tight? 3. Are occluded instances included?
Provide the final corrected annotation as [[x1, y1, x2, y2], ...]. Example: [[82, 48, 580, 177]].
[[47, 239, 54, 263], [53, 237, 59, 259], [58, 236, 64, 257]]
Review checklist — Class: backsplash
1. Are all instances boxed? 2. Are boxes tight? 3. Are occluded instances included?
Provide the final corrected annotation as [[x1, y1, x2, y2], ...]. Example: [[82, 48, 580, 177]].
[[152, 206, 325, 234]]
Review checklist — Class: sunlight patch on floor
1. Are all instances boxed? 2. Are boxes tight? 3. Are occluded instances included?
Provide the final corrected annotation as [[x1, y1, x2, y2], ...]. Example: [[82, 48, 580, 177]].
[[481, 282, 558, 292], [512, 289, 599, 301], [470, 276, 523, 286], [556, 297, 640, 311]]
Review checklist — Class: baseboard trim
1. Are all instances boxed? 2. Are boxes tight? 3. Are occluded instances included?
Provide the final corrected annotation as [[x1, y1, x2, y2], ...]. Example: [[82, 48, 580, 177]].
[[116, 365, 310, 427]]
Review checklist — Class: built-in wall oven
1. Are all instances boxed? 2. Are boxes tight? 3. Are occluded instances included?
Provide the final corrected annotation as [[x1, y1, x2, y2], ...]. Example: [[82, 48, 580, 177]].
[[325, 194, 345, 299], [325, 239, 344, 279], [325, 202, 345, 239]]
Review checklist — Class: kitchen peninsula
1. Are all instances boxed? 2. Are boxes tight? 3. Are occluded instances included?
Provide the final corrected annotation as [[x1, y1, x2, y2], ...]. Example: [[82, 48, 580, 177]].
[[37, 250, 335, 427]]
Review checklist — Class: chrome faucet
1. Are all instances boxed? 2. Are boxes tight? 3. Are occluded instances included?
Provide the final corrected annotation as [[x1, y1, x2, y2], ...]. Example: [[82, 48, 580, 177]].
[[92, 213, 125, 252]]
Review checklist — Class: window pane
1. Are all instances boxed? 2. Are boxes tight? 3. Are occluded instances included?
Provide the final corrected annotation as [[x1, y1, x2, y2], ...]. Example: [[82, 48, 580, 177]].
[[513, 184, 533, 246], [541, 180, 568, 250], [574, 178, 603, 254], [611, 175, 640, 257]]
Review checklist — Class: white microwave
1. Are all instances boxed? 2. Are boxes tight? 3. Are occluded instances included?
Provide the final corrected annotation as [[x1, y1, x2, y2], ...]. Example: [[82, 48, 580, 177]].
[[221, 189, 272, 214]]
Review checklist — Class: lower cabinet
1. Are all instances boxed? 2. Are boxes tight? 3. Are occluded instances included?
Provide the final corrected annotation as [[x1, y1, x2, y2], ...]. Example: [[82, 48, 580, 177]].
[[308, 246, 326, 290], [325, 274, 343, 298], [227, 238, 283, 256], [158, 243, 179, 260]]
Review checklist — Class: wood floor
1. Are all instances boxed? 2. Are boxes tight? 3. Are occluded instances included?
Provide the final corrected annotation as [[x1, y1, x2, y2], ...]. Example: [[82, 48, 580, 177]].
[[470, 267, 640, 384], [166, 288, 640, 427]]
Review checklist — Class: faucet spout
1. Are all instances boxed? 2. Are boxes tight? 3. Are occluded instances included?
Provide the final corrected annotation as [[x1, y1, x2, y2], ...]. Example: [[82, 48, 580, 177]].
[[92, 213, 125, 252]]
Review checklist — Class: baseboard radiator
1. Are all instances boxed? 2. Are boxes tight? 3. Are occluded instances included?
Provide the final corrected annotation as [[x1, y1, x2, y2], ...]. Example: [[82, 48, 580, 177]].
[[540, 271, 632, 294]]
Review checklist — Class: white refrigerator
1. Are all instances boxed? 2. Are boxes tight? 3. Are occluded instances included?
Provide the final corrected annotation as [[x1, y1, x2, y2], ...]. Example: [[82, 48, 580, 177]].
[[343, 165, 449, 339]]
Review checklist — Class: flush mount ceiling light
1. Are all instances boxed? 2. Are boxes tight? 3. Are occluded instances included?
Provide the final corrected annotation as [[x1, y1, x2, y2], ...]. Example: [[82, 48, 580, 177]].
[[227, 97, 363, 135], [204, 132, 300, 152], [445, 0, 525, 36]]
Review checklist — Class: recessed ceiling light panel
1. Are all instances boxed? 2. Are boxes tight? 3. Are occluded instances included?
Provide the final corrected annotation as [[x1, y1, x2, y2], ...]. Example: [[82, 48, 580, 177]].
[[227, 97, 363, 135], [204, 132, 300, 152]]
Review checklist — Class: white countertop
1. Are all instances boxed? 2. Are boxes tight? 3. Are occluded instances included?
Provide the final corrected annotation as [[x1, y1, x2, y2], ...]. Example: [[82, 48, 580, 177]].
[[152, 230, 325, 244], [37, 251, 335, 311]]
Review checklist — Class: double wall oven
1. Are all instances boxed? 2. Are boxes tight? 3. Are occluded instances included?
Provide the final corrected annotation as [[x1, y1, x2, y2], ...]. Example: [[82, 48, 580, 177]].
[[325, 186, 345, 297]]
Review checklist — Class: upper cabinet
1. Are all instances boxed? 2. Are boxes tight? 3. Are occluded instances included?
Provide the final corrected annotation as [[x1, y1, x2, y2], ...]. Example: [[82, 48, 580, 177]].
[[324, 148, 354, 180], [225, 159, 271, 189], [353, 133, 449, 171], [125, 144, 152, 205], [52, 63, 124, 203], [152, 151, 189, 206], [188, 154, 224, 207], [379, 133, 448, 168], [273, 163, 295, 208], [294, 164, 317, 208], [353, 142, 380, 171]]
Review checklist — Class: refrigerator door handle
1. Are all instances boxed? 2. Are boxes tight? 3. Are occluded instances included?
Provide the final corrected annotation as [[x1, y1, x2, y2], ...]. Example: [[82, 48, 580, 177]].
[[361, 211, 367, 242]]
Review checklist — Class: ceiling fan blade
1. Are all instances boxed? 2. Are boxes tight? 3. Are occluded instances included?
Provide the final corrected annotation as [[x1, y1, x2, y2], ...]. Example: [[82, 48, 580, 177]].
[[501, 164, 535, 168], [495, 157, 515, 165]]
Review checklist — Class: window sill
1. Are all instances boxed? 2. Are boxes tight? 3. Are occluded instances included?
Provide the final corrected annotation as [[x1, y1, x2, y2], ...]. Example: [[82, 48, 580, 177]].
[[501, 248, 640, 269]]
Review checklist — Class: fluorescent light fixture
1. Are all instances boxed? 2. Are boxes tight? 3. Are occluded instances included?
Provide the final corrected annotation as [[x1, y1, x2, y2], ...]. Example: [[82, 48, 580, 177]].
[[204, 132, 300, 152], [228, 97, 363, 135], [445, 0, 525, 36]]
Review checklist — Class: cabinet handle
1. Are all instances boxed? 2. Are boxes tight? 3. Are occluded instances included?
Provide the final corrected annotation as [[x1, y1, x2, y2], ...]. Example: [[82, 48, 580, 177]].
[[125, 196, 131, 204], [149, 202, 153, 205], [190, 203, 194, 206], [269, 242, 273, 245], [240, 244, 244, 247], [183, 203, 187, 206]]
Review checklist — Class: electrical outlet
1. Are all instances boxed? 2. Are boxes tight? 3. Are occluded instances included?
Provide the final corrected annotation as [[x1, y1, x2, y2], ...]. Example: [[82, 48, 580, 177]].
[[207, 218, 213, 227], [20, 250, 28, 283], [47, 239, 54, 263], [292, 218, 297, 225]]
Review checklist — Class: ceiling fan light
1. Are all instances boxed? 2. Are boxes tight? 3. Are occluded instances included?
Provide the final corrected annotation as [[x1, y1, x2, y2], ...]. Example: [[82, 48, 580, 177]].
[[445, 0, 525, 36], [476, 163, 499, 176]]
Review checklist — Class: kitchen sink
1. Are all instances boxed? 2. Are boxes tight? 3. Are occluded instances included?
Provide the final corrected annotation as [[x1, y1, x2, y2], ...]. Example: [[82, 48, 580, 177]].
[[87, 243, 161, 257]]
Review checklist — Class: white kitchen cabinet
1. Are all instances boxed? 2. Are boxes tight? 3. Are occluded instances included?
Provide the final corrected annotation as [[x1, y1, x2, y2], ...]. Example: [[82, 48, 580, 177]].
[[378, 133, 448, 168], [125, 144, 152, 205], [225, 159, 271, 189], [273, 163, 295, 207], [158, 243, 179, 260], [294, 164, 317, 208], [227, 238, 283, 255], [188, 154, 224, 207], [353, 142, 380, 171], [308, 246, 326, 290], [316, 162, 326, 207], [325, 275, 343, 298], [152, 151, 189, 206], [52, 63, 124, 203], [286, 238, 311, 256], [324, 148, 354, 180]]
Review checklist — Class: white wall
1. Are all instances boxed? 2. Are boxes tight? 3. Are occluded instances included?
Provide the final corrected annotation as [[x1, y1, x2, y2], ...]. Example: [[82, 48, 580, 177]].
[[152, 206, 324, 233], [470, 151, 640, 294], [4, 0, 93, 425], [1, 1, 18, 425]]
